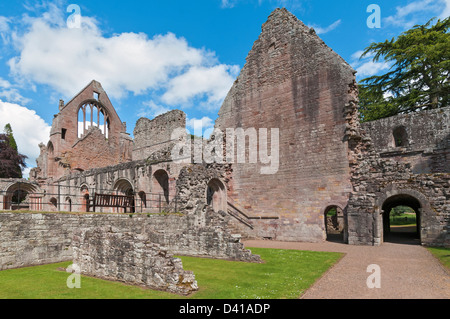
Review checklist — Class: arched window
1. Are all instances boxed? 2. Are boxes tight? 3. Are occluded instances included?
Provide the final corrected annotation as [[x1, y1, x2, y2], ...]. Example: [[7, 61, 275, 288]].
[[393, 126, 408, 147], [77, 101, 110, 139]]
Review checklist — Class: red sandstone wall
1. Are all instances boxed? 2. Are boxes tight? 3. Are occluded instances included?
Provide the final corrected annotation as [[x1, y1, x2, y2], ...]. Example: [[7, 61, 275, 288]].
[[34, 80, 132, 180], [215, 9, 355, 241]]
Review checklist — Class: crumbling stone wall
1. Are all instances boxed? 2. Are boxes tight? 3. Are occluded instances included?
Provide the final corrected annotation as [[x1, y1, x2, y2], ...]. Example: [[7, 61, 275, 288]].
[[345, 80, 449, 247], [133, 110, 186, 161], [72, 227, 198, 295], [362, 107, 450, 173], [215, 8, 354, 242], [0, 212, 260, 271], [30, 80, 133, 181], [174, 163, 232, 215]]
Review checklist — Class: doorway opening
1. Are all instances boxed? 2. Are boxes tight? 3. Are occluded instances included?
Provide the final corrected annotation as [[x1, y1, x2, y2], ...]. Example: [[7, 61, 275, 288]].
[[324, 205, 345, 243], [382, 194, 421, 245]]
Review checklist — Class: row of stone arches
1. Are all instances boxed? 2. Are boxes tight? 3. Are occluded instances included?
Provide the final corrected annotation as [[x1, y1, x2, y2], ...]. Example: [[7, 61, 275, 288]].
[[1, 173, 228, 215], [77, 169, 171, 213]]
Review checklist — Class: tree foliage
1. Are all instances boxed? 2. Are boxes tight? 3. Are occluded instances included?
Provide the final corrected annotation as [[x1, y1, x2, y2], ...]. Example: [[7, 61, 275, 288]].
[[0, 124, 27, 178], [3, 123, 18, 151], [359, 17, 450, 122]]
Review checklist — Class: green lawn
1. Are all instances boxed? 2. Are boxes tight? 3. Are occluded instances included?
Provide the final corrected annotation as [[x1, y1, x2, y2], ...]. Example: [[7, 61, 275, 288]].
[[390, 213, 417, 226], [427, 247, 450, 271], [0, 247, 342, 299]]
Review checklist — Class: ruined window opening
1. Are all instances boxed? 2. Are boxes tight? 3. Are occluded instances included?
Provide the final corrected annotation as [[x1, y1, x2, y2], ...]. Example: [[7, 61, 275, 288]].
[[393, 126, 408, 147], [93, 91, 99, 100], [77, 102, 109, 139], [47, 141, 54, 155], [61, 128, 67, 140]]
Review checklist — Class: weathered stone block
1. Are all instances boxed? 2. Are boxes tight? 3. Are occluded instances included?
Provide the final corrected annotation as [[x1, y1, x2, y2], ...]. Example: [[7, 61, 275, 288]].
[[72, 227, 198, 296]]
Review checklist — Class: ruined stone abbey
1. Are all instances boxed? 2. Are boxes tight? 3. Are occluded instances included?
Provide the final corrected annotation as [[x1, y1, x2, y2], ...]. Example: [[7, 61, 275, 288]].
[[1, 9, 449, 275]]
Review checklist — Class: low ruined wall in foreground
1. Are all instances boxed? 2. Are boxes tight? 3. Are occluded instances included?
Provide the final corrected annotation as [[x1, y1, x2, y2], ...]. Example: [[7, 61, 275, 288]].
[[0, 211, 261, 271]]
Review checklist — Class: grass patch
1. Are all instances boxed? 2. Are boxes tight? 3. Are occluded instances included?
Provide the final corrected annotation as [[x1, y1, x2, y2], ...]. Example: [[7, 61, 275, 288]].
[[0, 248, 342, 299], [390, 213, 416, 226], [427, 247, 450, 271]]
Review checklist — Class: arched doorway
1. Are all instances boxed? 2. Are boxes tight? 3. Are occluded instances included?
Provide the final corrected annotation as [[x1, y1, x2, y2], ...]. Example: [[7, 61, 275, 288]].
[[3, 182, 41, 211], [206, 178, 227, 213], [324, 205, 345, 243], [152, 170, 169, 203], [382, 194, 421, 245], [113, 179, 135, 213]]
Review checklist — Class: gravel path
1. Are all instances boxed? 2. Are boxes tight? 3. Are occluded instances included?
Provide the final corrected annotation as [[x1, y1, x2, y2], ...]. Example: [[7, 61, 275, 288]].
[[243, 239, 450, 299]]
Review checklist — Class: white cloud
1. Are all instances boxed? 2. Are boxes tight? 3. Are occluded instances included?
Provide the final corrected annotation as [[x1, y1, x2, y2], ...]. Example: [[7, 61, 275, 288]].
[[355, 60, 390, 78], [6, 5, 238, 110], [0, 88, 31, 104], [0, 77, 31, 104], [0, 77, 11, 88], [221, 0, 237, 8], [440, 0, 450, 18], [0, 100, 51, 174], [309, 19, 342, 35], [137, 101, 171, 119], [0, 16, 10, 32], [350, 49, 391, 79], [384, 0, 449, 29], [162, 65, 239, 110]]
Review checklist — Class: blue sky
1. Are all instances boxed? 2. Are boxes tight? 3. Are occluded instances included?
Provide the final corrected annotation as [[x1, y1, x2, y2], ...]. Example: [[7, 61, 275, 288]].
[[0, 0, 449, 177]]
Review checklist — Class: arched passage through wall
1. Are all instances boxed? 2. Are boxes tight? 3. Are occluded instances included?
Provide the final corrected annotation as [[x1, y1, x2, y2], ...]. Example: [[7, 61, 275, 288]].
[[324, 205, 345, 243], [113, 178, 135, 213], [3, 182, 41, 211], [206, 178, 227, 213], [152, 170, 170, 205], [382, 194, 421, 245]]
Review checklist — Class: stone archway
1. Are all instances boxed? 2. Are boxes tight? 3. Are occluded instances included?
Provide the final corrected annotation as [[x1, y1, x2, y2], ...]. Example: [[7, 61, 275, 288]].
[[113, 178, 135, 213], [375, 186, 435, 245], [152, 170, 169, 204], [382, 194, 421, 245], [206, 178, 227, 213], [3, 182, 42, 211]]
